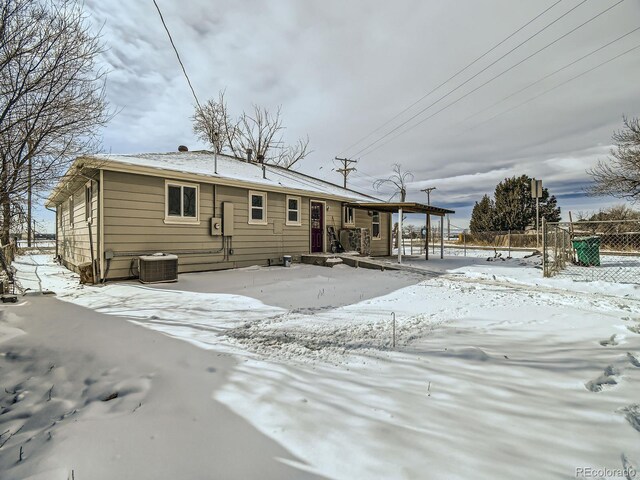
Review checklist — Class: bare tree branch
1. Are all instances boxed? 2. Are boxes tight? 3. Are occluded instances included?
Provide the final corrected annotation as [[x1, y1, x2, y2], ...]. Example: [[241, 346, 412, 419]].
[[0, 0, 112, 243], [373, 164, 414, 202], [192, 90, 233, 154], [271, 135, 311, 169], [193, 91, 311, 169], [587, 116, 640, 202]]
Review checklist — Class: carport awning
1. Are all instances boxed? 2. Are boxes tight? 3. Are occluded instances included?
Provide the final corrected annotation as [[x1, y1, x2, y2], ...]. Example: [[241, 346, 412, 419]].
[[344, 202, 454, 217]]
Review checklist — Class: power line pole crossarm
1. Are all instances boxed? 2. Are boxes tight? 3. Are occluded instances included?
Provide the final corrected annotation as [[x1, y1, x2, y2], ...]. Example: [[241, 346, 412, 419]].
[[334, 157, 357, 188]]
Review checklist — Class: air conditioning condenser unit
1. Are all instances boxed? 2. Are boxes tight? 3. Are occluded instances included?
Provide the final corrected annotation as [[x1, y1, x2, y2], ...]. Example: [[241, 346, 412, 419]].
[[138, 254, 178, 283]]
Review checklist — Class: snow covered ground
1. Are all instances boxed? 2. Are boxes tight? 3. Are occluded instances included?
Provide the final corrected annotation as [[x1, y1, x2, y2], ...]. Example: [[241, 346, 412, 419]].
[[9, 254, 640, 479]]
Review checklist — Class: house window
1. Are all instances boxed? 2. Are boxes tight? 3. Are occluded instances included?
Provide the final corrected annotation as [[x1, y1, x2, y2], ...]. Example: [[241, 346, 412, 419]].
[[165, 181, 199, 222], [248, 191, 267, 225], [343, 206, 354, 226], [372, 211, 381, 239], [68, 195, 74, 228], [286, 196, 301, 226], [85, 182, 93, 222]]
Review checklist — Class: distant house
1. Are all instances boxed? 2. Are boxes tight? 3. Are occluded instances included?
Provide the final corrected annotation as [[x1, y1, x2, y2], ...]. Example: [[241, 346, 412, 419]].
[[46, 150, 400, 281]]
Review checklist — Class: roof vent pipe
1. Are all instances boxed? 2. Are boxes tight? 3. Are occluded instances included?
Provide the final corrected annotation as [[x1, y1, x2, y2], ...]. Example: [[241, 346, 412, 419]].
[[246, 148, 252, 163]]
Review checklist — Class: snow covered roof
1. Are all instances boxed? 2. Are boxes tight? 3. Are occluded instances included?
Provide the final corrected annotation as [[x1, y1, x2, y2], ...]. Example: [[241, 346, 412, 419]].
[[80, 151, 380, 203]]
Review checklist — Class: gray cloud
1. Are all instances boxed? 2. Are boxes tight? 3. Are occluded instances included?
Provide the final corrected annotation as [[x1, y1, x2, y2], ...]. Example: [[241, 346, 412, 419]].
[[36, 0, 640, 230]]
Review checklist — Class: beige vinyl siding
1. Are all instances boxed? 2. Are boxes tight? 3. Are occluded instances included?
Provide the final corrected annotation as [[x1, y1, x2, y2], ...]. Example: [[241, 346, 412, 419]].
[[103, 171, 212, 278], [57, 179, 98, 272], [353, 208, 391, 256], [102, 171, 329, 279]]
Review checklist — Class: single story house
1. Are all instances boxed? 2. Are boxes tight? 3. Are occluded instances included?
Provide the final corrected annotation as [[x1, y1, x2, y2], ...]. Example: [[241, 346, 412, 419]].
[[47, 150, 408, 281]]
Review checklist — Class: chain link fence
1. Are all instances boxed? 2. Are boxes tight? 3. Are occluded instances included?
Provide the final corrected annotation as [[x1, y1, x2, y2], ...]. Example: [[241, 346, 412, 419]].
[[395, 229, 544, 258], [543, 219, 640, 284]]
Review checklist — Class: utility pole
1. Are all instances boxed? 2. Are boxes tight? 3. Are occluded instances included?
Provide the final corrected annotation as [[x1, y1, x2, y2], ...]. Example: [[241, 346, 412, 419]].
[[334, 157, 357, 189], [421, 187, 436, 261], [421, 187, 436, 205], [27, 148, 32, 248]]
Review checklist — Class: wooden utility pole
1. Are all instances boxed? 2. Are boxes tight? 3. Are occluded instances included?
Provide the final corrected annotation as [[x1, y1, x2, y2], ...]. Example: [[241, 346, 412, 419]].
[[421, 187, 436, 205], [334, 157, 357, 188]]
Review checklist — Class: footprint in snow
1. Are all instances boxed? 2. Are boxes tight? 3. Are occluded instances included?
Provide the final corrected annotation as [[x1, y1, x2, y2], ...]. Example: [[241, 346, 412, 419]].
[[585, 365, 619, 392], [626, 324, 640, 335], [621, 453, 637, 480], [600, 334, 618, 347], [628, 353, 640, 368], [620, 404, 640, 433]]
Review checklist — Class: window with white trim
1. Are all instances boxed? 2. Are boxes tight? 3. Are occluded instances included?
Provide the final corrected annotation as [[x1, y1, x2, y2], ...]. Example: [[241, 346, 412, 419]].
[[68, 195, 74, 228], [343, 206, 354, 226], [286, 196, 301, 226], [85, 182, 93, 222], [248, 191, 267, 225], [165, 181, 199, 222], [372, 211, 381, 239]]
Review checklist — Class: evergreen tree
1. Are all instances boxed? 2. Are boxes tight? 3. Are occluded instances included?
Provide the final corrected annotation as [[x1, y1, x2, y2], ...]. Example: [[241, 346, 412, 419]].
[[470, 175, 562, 232], [469, 194, 496, 232], [492, 175, 561, 230]]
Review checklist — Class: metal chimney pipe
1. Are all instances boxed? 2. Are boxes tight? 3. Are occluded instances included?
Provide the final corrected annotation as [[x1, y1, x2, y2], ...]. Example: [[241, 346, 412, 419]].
[[246, 148, 253, 163]]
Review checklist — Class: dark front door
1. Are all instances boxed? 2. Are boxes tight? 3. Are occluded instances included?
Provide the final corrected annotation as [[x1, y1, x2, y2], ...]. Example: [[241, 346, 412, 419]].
[[311, 202, 324, 253]]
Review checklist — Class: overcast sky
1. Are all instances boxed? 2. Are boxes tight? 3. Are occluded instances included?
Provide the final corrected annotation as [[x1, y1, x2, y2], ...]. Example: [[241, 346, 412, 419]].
[[38, 0, 640, 231]]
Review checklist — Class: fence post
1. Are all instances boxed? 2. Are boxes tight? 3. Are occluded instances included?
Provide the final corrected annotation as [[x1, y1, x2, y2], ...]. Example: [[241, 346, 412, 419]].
[[463, 231, 467, 257], [542, 218, 547, 277], [508, 230, 511, 258], [554, 222, 558, 273]]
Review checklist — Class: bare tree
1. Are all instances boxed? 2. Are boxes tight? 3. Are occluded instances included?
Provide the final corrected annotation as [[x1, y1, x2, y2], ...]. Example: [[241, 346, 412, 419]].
[[373, 163, 414, 201], [233, 104, 284, 161], [375, 164, 413, 255], [588, 116, 640, 202], [193, 92, 311, 169], [271, 135, 310, 169], [0, 0, 111, 244], [192, 90, 235, 154]]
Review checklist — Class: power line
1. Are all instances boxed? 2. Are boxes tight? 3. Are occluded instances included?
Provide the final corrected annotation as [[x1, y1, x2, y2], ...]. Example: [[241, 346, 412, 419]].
[[349, 0, 590, 158], [152, 0, 202, 111], [469, 42, 640, 129], [337, 0, 565, 156], [357, 0, 625, 159], [350, 167, 380, 182], [456, 25, 640, 126]]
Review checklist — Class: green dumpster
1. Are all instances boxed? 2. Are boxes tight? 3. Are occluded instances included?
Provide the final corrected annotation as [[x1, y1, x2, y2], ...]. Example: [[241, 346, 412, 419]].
[[571, 236, 601, 266]]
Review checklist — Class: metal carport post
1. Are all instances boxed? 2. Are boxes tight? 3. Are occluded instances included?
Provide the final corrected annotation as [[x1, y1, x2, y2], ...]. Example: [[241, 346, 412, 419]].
[[440, 215, 444, 259], [397, 206, 403, 264]]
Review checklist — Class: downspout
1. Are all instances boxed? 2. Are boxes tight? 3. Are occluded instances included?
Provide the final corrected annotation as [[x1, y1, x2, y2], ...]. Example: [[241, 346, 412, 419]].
[[98, 169, 105, 282], [88, 221, 96, 283], [75, 169, 101, 283]]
